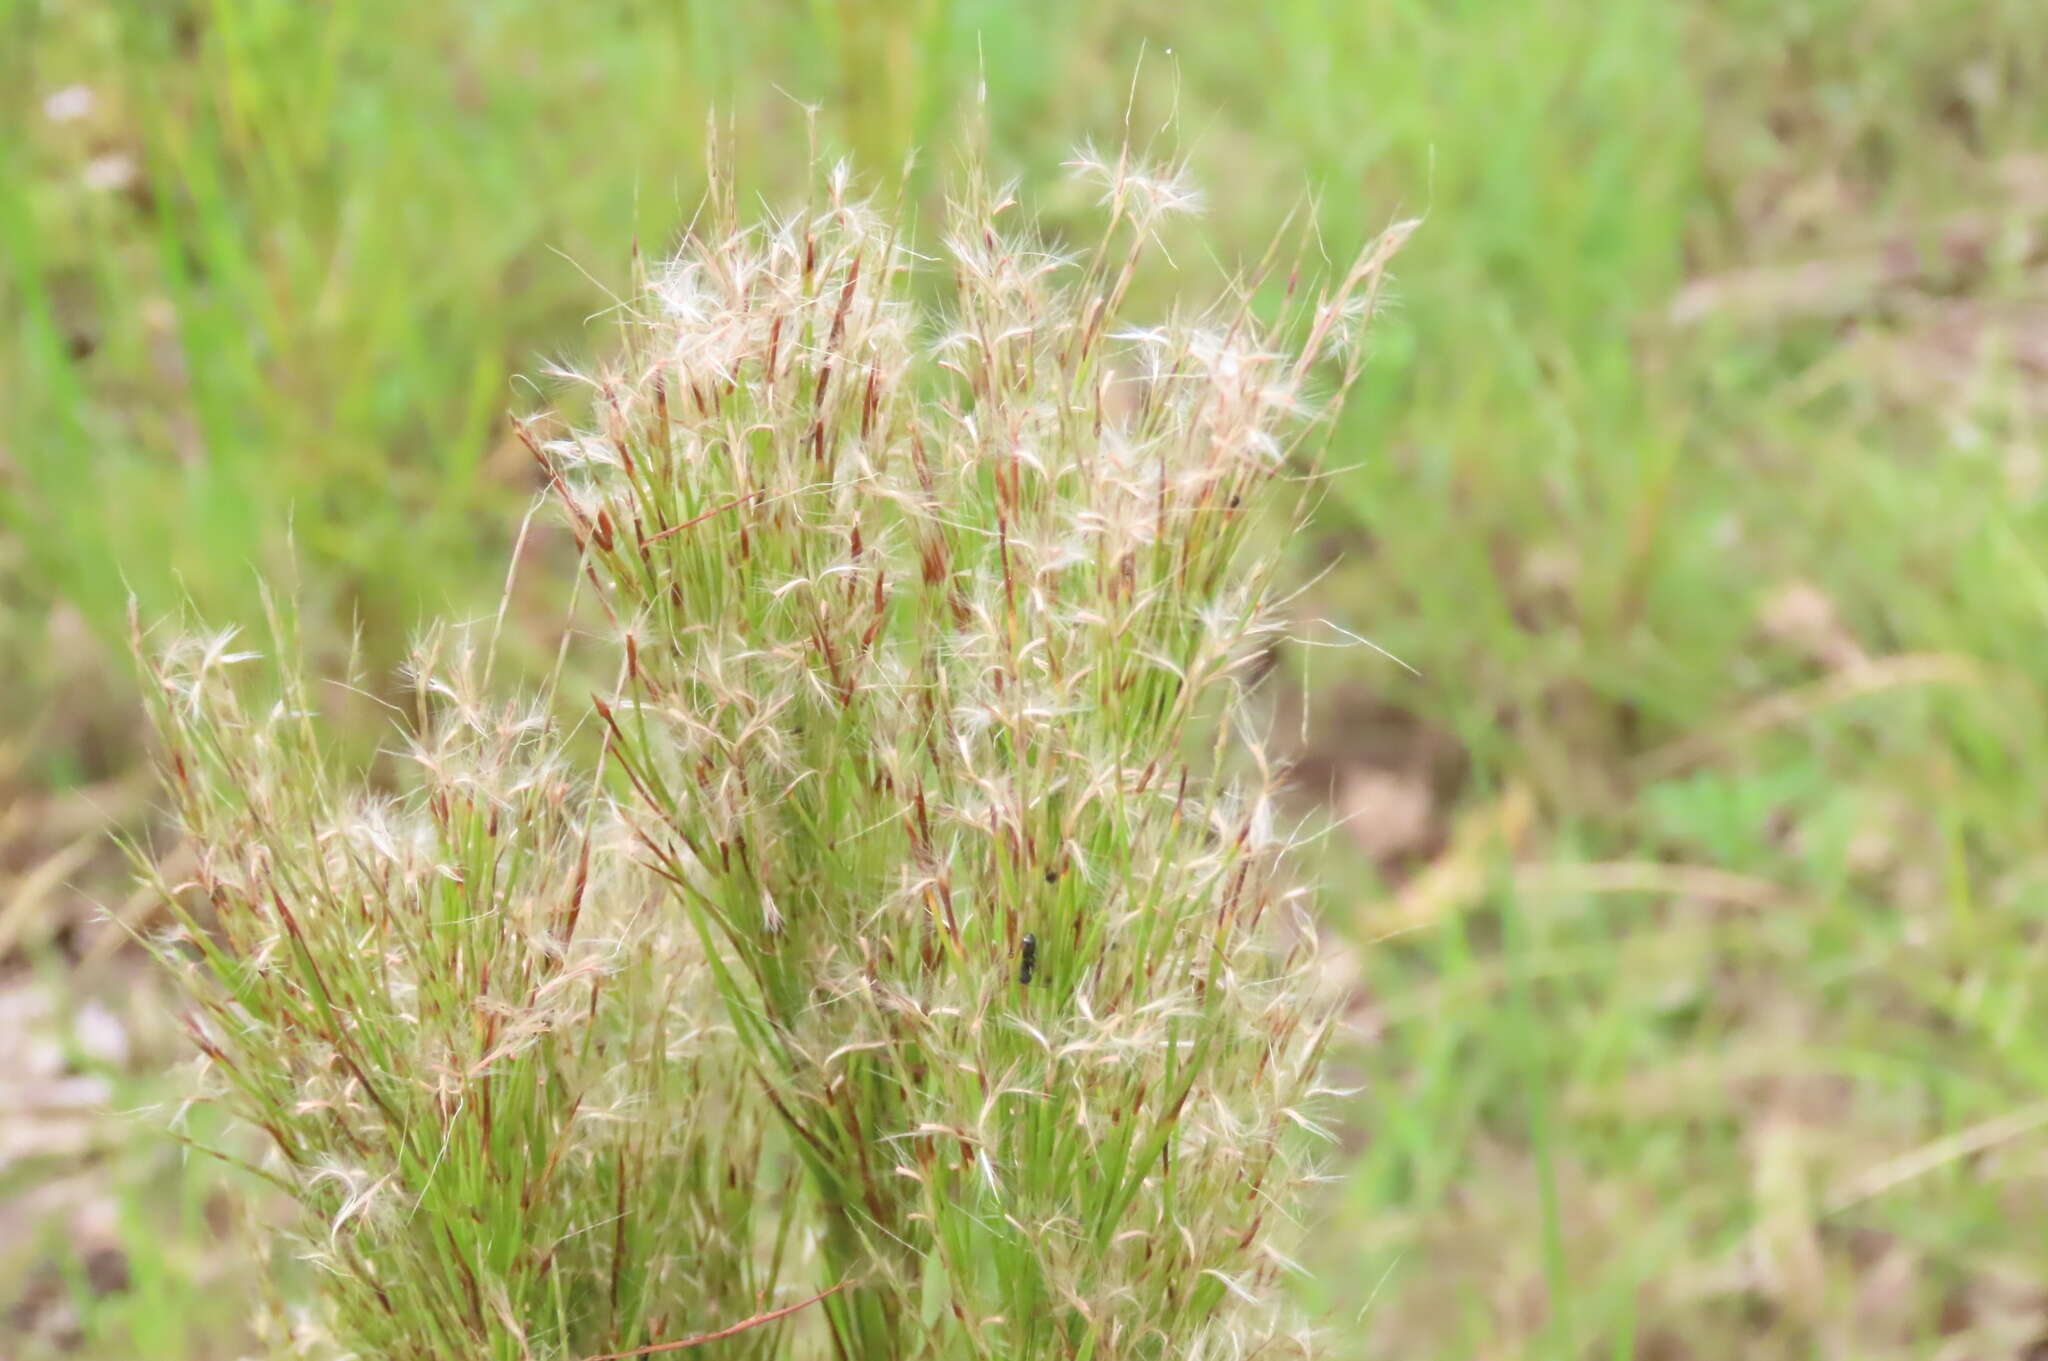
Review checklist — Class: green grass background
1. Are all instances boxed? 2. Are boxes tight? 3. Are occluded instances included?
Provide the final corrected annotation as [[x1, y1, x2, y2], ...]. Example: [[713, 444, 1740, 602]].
[[4, 1, 2047, 1356]]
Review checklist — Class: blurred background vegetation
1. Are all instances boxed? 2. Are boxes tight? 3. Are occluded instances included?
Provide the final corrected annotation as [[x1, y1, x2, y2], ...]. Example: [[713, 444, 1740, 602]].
[[4, 1, 2047, 1356]]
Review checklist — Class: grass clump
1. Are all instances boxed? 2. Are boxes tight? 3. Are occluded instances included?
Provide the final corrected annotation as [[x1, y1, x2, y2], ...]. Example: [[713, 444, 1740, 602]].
[[138, 136, 1406, 1360], [140, 625, 779, 1360]]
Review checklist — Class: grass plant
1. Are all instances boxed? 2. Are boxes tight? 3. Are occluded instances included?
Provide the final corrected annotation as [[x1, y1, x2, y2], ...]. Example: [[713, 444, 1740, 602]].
[[140, 618, 784, 1360], [132, 136, 1401, 1360]]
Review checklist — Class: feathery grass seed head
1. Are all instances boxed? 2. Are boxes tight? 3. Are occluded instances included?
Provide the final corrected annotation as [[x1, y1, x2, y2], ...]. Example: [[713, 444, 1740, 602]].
[[144, 128, 1406, 1361]]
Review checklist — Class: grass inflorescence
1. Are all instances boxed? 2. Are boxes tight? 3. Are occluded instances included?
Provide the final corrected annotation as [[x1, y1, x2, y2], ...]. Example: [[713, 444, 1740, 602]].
[[137, 135, 1406, 1360]]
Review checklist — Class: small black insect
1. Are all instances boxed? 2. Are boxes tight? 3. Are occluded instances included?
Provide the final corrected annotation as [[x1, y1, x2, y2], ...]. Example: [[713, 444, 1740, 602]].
[[1018, 933, 1038, 985]]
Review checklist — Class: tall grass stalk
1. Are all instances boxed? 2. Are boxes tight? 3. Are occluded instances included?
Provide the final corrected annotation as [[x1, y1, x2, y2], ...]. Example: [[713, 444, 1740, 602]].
[[141, 133, 1407, 1360]]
